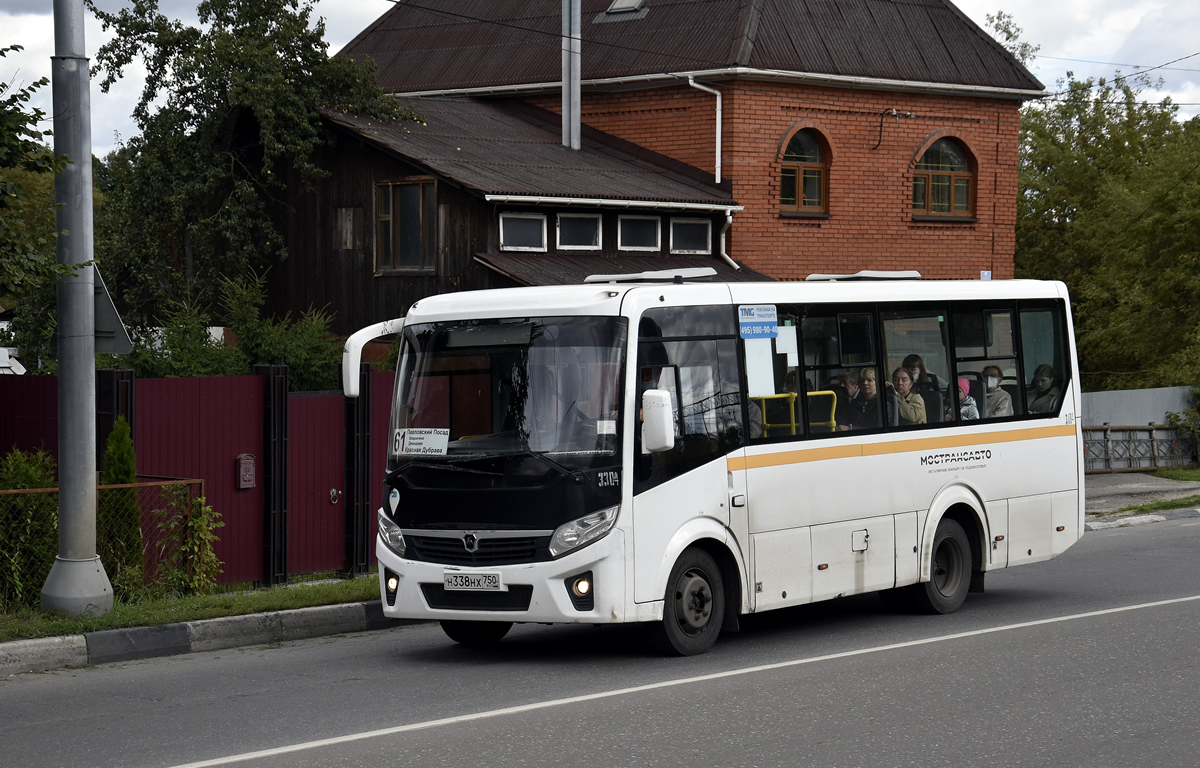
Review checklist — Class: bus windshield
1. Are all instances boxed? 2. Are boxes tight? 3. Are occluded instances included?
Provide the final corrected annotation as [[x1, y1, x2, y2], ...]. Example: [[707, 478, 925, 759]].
[[389, 316, 627, 473]]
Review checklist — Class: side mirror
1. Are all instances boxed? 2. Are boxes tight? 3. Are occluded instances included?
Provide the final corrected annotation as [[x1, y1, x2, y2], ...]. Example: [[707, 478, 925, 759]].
[[642, 389, 675, 453]]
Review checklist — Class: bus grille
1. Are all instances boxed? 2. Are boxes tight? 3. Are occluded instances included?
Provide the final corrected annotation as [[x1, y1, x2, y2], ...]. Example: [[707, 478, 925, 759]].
[[420, 584, 534, 611], [407, 535, 549, 566]]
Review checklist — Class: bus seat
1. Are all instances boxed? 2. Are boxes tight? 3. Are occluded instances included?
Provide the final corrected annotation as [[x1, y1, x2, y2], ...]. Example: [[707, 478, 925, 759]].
[[1002, 383, 1023, 415], [885, 388, 899, 426], [919, 390, 943, 423]]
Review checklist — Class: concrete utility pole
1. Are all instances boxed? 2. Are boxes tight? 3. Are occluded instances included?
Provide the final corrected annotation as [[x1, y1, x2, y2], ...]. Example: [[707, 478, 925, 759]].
[[41, 0, 113, 616], [561, 0, 581, 150]]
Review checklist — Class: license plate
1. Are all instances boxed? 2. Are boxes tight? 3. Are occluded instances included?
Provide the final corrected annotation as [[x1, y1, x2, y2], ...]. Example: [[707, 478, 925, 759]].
[[443, 571, 503, 591]]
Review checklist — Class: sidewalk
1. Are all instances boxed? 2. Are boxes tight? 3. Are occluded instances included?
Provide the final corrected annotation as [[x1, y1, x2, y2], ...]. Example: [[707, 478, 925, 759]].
[[6, 473, 1200, 677]]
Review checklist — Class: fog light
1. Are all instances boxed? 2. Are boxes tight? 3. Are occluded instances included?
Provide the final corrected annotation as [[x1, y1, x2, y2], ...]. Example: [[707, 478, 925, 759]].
[[384, 568, 400, 607], [564, 571, 594, 611]]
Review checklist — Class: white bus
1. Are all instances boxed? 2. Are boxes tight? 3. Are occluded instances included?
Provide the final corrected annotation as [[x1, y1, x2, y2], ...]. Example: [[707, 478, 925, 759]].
[[343, 269, 1083, 655]]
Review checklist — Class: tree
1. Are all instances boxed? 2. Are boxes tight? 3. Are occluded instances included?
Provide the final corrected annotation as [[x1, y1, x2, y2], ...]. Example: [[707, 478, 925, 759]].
[[0, 45, 69, 328], [99, 415, 144, 598], [87, 0, 412, 324]]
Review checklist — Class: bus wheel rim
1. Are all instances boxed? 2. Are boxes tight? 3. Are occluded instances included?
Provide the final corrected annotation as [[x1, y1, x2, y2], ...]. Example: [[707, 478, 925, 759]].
[[932, 539, 963, 597], [676, 569, 713, 634]]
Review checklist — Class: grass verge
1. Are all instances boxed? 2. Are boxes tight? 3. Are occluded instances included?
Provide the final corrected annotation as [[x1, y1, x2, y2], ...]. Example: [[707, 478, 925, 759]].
[[1110, 494, 1200, 517], [0, 575, 380, 644], [1152, 466, 1200, 482]]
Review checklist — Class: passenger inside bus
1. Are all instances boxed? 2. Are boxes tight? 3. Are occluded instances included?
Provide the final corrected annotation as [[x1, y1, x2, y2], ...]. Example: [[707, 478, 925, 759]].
[[837, 367, 881, 431], [981, 364, 1014, 418], [956, 377, 980, 420], [1027, 364, 1061, 414], [888, 367, 927, 425]]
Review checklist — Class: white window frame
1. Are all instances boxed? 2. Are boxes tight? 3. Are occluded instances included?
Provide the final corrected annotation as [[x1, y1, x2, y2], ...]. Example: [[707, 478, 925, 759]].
[[499, 213, 548, 252], [556, 213, 603, 251], [618, 215, 661, 252], [669, 217, 712, 255]]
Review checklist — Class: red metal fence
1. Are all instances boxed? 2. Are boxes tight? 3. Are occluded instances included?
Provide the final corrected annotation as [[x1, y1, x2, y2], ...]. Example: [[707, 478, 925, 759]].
[[135, 376, 265, 584], [0, 368, 388, 589]]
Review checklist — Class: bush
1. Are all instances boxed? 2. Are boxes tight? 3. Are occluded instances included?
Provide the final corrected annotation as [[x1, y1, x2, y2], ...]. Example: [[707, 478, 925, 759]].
[[153, 488, 223, 596], [0, 447, 58, 610], [98, 415, 144, 599]]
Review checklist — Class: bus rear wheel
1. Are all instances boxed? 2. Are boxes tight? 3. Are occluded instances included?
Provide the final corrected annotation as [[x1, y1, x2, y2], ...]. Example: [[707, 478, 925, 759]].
[[441, 620, 513, 647], [650, 548, 725, 656], [911, 518, 971, 614]]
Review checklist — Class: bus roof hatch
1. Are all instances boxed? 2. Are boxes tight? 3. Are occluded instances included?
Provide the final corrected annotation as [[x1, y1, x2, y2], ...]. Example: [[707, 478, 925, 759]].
[[805, 270, 922, 282], [583, 267, 718, 284]]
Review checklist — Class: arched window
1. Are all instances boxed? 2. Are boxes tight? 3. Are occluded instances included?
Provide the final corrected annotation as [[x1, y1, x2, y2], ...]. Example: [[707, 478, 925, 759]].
[[780, 130, 827, 213], [912, 138, 974, 217]]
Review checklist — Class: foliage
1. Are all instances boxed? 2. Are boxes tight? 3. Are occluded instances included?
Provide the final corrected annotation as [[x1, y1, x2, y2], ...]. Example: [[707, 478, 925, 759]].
[[98, 416, 144, 596], [108, 269, 340, 390], [219, 270, 341, 391], [984, 11, 1039, 69], [1014, 66, 1200, 390], [0, 447, 58, 610], [113, 300, 247, 378], [153, 488, 223, 596], [0, 45, 72, 307], [87, 0, 414, 323], [1166, 388, 1200, 440]]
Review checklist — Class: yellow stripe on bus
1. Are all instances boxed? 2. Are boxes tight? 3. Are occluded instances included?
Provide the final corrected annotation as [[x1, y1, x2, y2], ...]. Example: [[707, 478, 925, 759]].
[[726, 424, 1078, 472]]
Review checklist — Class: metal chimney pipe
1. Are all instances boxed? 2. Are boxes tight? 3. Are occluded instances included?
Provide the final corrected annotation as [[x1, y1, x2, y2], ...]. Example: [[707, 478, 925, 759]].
[[561, 0, 581, 149]]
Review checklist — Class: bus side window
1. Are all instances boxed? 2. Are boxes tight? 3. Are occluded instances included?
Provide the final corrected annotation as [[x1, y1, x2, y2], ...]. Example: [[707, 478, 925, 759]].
[[1020, 303, 1070, 417], [952, 308, 1020, 421], [799, 309, 881, 435], [634, 338, 742, 493], [881, 310, 953, 428]]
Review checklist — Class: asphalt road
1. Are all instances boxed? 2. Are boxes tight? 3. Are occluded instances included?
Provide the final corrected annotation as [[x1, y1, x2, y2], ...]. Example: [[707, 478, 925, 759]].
[[4, 519, 1200, 768]]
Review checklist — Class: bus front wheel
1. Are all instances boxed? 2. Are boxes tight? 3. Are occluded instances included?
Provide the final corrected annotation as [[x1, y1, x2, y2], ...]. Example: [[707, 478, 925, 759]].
[[650, 548, 725, 656], [912, 518, 971, 614], [441, 620, 513, 647]]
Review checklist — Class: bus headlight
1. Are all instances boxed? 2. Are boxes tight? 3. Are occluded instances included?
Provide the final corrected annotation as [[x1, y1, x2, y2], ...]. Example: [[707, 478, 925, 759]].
[[549, 506, 619, 558], [378, 510, 406, 558]]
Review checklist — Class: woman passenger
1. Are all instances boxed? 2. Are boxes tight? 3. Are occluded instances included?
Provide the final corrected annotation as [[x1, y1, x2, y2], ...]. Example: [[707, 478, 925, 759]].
[[981, 364, 1014, 418], [888, 367, 927, 425], [838, 368, 880, 430], [902, 354, 940, 393], [1027, 364, 1061, 414]]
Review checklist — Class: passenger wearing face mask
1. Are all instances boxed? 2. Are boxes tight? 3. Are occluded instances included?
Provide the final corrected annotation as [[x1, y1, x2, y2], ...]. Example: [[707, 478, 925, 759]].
[[981, 365, 1013, 418]]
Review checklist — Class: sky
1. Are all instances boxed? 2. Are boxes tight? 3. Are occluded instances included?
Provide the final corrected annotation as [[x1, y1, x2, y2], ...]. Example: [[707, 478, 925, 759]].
[[3, 0, 1199, 159]]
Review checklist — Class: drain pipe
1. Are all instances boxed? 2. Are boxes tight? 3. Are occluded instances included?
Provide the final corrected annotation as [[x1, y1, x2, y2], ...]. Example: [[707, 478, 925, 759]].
[[718, 210, 740, 271], [687, 76, 721, 183]]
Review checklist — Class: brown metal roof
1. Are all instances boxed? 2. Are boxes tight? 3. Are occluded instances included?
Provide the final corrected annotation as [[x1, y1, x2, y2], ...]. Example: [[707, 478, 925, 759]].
[[322, 98, 735, 205], [475, 252, 775, 286], [340, 0, 1042, 94]]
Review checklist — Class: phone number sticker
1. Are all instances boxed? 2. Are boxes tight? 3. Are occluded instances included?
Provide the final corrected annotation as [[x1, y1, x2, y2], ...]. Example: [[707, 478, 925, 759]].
[[739, 305, 778, 339]]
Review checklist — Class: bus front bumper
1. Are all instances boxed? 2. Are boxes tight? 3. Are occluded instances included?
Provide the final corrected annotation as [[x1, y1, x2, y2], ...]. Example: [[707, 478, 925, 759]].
[[376, 528, 627, 624]]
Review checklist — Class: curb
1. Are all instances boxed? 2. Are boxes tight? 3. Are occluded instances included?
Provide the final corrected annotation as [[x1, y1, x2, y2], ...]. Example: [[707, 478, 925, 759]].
[[1, 601, 416, 677], [1085, 507, 1200, 531]]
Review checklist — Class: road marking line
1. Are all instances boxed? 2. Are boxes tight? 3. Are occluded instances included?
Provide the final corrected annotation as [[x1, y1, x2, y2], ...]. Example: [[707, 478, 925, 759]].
[[168, 593, 1200, 768]]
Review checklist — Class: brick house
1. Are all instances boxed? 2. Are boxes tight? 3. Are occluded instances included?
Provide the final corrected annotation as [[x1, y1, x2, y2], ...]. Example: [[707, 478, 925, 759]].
[[271, 0, 1041, 332]]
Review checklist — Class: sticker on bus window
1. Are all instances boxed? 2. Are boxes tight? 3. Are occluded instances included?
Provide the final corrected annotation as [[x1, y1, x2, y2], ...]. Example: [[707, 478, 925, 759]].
[[393, 428, 450, 456], [597, 419, 617, 435], [738, 305, 778, 339]]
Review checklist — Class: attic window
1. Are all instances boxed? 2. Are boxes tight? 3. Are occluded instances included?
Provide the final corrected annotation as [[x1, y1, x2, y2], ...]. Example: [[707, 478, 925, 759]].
[[557, 214, 601, 250], [669, 218, 711, 255], [500, 213, 547, 252], [607, 0, 644, 12]]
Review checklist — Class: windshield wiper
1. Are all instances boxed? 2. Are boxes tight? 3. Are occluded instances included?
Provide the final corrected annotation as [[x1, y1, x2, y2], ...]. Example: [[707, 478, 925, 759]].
[[446, 449, 579, 482], [398, 460, 503, 477]]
